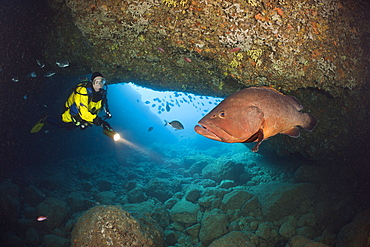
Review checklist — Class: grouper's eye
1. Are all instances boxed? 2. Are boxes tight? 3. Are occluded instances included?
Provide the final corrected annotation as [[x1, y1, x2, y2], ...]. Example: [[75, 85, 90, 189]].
[[219, 111, 226, 118]]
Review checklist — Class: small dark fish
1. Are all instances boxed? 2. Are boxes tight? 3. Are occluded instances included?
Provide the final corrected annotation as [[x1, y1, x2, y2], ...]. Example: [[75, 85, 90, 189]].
[[166, 102, 171, 112], [27, 71, 36, 78], [145, 101, 150, 104], [36, 60, 45, 68], [148, 127, 154, 132], [44, 71, 56, 78], [56, 60, 69, 68], [164, 120, 184, 130], [152, 104, 156, 107]]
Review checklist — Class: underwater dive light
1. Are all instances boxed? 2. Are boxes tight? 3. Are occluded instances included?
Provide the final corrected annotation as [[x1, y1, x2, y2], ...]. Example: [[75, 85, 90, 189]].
[[103, 127, 121, 141]]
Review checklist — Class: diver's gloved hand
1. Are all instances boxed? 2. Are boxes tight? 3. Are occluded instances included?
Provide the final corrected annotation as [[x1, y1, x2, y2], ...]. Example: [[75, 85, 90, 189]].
[[79, 122, 89, 130], [105, 111, 112, 119], [93, 116, 111, 129]]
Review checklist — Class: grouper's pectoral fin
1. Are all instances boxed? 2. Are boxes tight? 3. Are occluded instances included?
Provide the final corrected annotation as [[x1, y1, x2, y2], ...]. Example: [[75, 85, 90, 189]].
[[251, 129, 264, 152], [244, 129, 264, 152]]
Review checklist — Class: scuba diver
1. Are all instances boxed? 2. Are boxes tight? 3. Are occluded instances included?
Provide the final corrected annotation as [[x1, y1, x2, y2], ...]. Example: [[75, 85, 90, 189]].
[[31, 72, 112, 133]]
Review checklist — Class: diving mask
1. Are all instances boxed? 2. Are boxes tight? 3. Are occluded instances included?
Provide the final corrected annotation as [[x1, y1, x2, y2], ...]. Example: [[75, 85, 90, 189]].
[[93, 77, 107, 87]]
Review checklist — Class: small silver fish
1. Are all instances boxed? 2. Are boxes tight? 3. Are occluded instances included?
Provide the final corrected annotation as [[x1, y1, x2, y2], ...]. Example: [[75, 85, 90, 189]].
[[12, 77, 19, 82], [24, 95, 27, 100], [36, 60, 45, 68], [37, 216, 47, 221], [164, 120, 184, 130], [44, 71, 56, 77], [27, 71, 36, 77], [56, 60, 69, 68]]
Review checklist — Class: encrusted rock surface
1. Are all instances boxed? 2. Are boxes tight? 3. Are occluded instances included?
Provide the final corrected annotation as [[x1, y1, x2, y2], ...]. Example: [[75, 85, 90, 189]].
[[46, 0, 370, 96], [71, 205, 164, 246]]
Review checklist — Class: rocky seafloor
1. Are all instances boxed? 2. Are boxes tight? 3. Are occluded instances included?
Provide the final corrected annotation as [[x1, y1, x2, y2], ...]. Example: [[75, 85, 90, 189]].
[[1, 141, 369, 247]]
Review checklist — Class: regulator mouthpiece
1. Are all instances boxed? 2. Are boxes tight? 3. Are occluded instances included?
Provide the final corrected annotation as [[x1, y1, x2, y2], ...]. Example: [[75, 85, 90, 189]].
[[103, 128, 121, 141]]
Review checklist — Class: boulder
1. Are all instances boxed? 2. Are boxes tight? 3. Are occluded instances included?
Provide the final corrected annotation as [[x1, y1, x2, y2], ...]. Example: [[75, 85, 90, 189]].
[[199, 209, 229, 245], [96, 179, 113, 191], [220, 190, 254, 212], [23, 186, 46, 206], [43, 234, 70, 247], [164, 197, 179, 209], [184, 185, 202, 203], [36, 197, 70, 230], [164, 230, 178, 246], [170, 200, 200, 225], [94, 191, 116, 204], [185, 223, 201, 238], [293, 165, 329, 184], [287, 235, 329, 247], [188, 161, 209, 175], [67, 192, 95, 213], [255, 222, 272, 239], [146, 178, 178, 202], [249, 183, 319, 221], [335, 209, 370, 247], [198, 195, 216, 208], [218, 180, 236, 189], [0, 181, 20, 231], [1, 232, 25, 247], [123, 200, 170, 228], [279, 221, 296, 238], [239, 197, 260, 217], [202, 160, 245, 184], [209, 231, 256, 247], [71, 205, 164, 246], [25, 228, 40, 247], [127, 187, 147, 203]]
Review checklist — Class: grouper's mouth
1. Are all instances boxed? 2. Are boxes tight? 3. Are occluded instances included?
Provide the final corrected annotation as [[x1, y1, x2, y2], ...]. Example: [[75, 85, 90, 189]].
[[194, 122, 226, 142]]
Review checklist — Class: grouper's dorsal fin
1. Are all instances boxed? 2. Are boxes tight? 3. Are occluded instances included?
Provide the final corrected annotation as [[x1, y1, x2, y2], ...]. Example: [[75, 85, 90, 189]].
[[258, 87, 303, 111], [285, 96, 303, 111]]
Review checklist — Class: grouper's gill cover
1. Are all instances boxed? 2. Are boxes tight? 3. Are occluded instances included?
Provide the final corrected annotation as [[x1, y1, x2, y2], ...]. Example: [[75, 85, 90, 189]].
[[194, 87, 317, 152]]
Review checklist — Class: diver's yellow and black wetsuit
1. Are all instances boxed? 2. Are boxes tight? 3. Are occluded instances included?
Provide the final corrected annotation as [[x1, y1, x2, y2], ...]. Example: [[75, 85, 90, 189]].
[[61, 82, 108, 129], [62, 82, 107, 129]]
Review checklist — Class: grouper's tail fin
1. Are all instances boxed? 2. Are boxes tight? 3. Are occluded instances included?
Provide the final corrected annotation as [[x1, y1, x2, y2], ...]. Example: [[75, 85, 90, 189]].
[[301, 113, 317, 131]]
